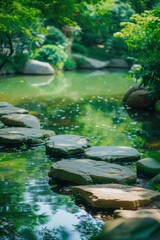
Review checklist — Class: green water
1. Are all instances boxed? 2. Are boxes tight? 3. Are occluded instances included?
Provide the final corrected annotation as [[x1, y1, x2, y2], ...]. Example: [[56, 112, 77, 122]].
[[0, 70, 160, 239]]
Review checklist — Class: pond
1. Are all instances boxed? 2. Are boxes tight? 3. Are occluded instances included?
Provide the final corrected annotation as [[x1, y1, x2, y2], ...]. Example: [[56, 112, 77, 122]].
[[0, 70, 160, 240]]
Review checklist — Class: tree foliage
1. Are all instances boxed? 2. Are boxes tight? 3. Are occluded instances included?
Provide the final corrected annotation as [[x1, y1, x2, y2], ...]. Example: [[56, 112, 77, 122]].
[[115, 5, 160, 98]]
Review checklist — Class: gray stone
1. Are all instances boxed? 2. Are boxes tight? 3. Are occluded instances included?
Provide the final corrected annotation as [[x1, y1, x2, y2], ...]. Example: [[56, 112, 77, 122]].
[[108, 58, 129, 68], [0, 121, 5, 129], [0, 105, 28, 117], [0, 102, 13, 108], [84, 146, 140, 163], [149, 173, 160, 187], [46, 134, 90, 157], [94, 218, 160, 240], [137, 158, 160, 177], [114, 209, 160, 222], [125, 89, 154, 109], [73, 184, 160, 210], [1, 114, 41, 129], [123, 85, 143, 103], [22, 60, 54, 75], [0, 127, 55, 145], [48, 159, 136, 184], [73, 54, 109, 69]]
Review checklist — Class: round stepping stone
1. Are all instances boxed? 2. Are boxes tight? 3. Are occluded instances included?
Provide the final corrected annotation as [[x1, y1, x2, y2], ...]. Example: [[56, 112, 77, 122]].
[[46, 134, 90, 157], [137, 158, 160, 177], [1, 114, 41, 129], [0, 127, 55, 145], [48, 159, 136, 184], [84, 146, 140, 163], [73, 184, 160, 210], [114, 209, 160, 222], [0, 104, 28, 117], [0, 102, 13, 108]]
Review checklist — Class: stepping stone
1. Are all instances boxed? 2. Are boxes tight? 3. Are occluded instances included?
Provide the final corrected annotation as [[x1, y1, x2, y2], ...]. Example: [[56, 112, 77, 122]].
[[137, 158, 160, 177], [46, 134, 90, 157], [0, 127, 55, 145], [48, 159, 136, 184], [73, 184, 160, 210], [1, 114, 41, 129], [0, 103, 28, 117], [149, 173, 160, 187], [114, 209, 160, 221], [96, 218, 160, 240], [0, 121, 4, 129], [84, 146, 140, 163]]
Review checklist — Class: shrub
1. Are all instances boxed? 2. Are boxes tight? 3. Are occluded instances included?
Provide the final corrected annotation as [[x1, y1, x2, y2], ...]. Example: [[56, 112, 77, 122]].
[[33, 44, 68, 69], [64, 58, 76, 70], [72, 43, 88, 56], [44, 26, 67, 47]]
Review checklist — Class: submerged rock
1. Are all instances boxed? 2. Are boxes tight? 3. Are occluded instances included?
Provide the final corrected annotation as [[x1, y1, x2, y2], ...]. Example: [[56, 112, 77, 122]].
[[94, 218, 160, 240], [22, 60, 54, 75], [137, 158, 160, 177], [1, 114, 41, 129], [84, 146, 140, 163], [0, 127, 55, 146], [73, 184, 160, 210], [46, 134, 90, 157], [114, 209, 160, 222], [48, 159, 136, 184]]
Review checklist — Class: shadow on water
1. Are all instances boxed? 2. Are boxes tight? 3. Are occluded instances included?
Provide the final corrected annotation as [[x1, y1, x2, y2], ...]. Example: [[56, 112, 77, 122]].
[[0, 70, 160, 239]]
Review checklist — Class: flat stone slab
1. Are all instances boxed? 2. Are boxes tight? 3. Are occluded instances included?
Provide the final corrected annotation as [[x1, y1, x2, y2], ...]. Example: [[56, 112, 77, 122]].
[[0, 104, 28, 117], [73, 184, 160, 210], [137, 158, 160, 177], [48, 159, 136, 184], [1, 114, 41, 129], [46, 134, 90, 157], [84, 146, 140, 163], [114, 209, 160, 221], [0, 127, 55, 145]]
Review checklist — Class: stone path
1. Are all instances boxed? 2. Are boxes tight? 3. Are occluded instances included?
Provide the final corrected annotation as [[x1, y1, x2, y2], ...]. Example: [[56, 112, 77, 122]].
[[84, 146, 140, 163], [137, 158, 160, 177], [48, 159, 136, 184], [73, 184, 160, 210]]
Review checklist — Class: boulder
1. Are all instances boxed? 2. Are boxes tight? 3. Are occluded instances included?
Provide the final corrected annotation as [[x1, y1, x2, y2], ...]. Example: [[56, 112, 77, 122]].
[[84, 146, 140, 163], [108, 58, 129, 68], [137, 158, 160, 177], [0, 121, 5, 129], [0, 104, 28, 117], [46, 134, 90, 157], [22, 60, 54, 75], [1, 114, 41, 129], [48, 159, 136, 185], [93, 218, 160, 240], [73, 184, 160, 210], [0, 127, 55, 146], [123, 85, 155, 109], [73, 54, 109, 69], [114, 209, 160, 222], [149, 174, 160, 187]]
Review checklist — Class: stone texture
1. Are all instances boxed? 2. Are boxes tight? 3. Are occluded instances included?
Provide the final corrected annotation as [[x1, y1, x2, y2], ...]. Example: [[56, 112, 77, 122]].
[[73, 54, 109, 69], [94, 218, 160, 240], [114, 209, 160, 222], [0, 104, 28, 117], [46, 134, 90, 157], [149, 173, 160, 187], [73, 184, 160, 210], [123, 85, 143, 103], [0, 121, 4, 129], [108, 58, 129, 68], [22, 60, 54, 75], [84, 146, 140, 163], [0, 127, 55, 145], [1, 114, 41, 129], [137, 158, 160, 177], [48, 159, 136, 185], [125, 89, 154, 109]]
